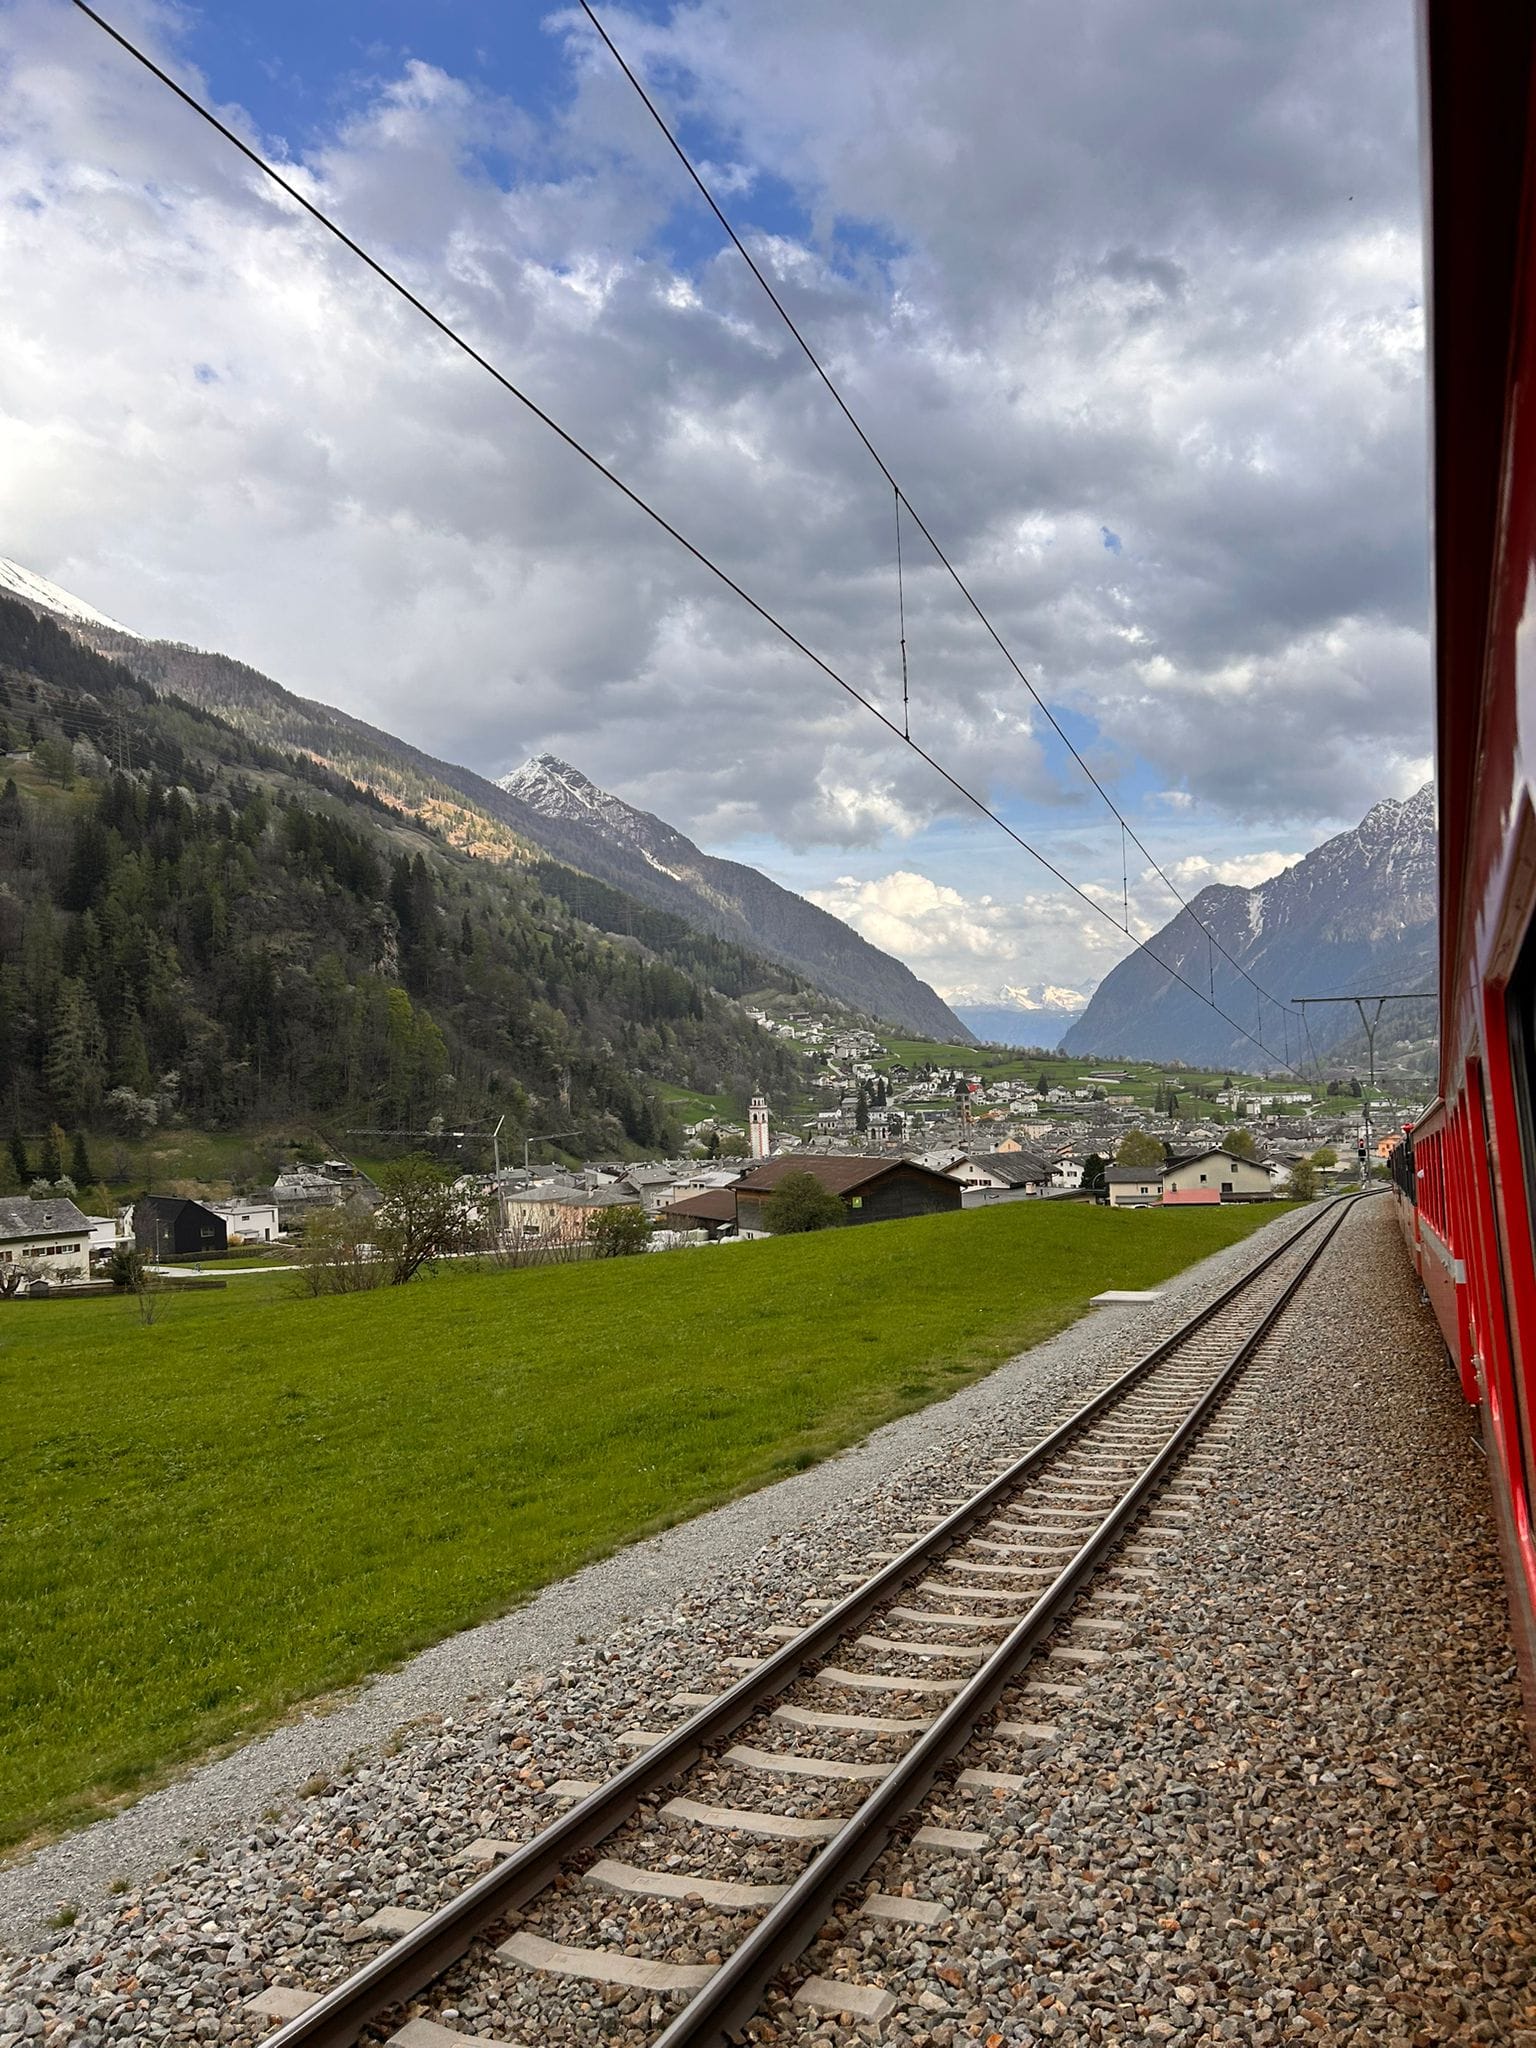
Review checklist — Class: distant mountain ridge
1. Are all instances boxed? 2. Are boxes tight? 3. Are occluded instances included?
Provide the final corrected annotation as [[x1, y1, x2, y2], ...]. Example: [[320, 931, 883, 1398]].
[[499, 756, 972, 1042], [0, 562, 971, 1043], [1059, 786, 1437, 1070]]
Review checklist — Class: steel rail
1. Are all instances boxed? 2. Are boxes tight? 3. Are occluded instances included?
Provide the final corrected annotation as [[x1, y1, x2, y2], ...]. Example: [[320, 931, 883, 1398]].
[[653, 1191, 1362, 2046], [264, 1193, 1359, 2048]]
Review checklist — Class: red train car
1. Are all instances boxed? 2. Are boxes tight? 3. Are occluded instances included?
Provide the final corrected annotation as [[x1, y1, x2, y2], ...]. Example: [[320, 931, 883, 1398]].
[[1399, 6, 1536, 1726]]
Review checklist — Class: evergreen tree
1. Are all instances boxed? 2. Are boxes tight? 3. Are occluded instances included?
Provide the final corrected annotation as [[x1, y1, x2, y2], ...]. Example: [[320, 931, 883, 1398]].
[[40, 1123, 64, 1182], [7, 1127, 27, 1185], [70, 1130, 93, 1185]]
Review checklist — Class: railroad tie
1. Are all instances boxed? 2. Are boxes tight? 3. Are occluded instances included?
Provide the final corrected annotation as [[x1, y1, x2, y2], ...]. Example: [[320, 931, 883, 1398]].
[[862, 1893, 949, 1927], [773, 1704, 933, 1735], [723, 1742, 890, 1782], [794, 1978, 899, 2022], [856, 1633, 990, 1663], [389, 2021, 501, 2046], [246, 1988, 320, 2021], [584, 1858, 785, 1908], [816, 1665, 966, 1695], [661, 1794, 842, 1841], [497, 1929, 716, 1994]]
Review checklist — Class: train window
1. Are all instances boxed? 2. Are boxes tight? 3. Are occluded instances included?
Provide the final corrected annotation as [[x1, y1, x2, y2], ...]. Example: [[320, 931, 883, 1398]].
[[1500, 952, 1536, 1519]]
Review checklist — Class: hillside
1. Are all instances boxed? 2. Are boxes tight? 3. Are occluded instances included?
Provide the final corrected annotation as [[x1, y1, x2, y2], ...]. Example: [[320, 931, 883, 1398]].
[[1060, 787, 1437, 1070], [0, 593, 805, 1160], [500, 756, 972, 1042], [0, 559, 969, 1042]]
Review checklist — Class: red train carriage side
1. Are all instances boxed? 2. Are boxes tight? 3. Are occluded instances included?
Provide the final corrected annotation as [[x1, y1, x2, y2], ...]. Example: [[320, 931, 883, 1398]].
[[1417, 6, 1536, 1728]]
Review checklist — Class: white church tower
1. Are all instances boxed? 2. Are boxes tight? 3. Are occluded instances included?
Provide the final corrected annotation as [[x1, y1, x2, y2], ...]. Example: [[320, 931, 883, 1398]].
[[748, 1091, 771, 1160]]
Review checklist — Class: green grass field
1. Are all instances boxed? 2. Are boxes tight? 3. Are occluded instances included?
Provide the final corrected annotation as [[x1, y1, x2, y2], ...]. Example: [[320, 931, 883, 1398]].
[[1, 1200, 1287, 1851]]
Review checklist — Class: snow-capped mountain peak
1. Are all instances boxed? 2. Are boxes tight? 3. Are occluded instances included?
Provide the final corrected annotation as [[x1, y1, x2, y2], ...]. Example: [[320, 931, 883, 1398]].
[[1060, 782, 1438, 1068], [498, 753, 668, 851], [493, 750, 975, 1040], [0, 556, 136, 635]]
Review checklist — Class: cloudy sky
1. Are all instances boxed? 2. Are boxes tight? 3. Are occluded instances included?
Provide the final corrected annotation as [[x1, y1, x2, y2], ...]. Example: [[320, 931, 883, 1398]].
[[0, 0, 1431, 1017]]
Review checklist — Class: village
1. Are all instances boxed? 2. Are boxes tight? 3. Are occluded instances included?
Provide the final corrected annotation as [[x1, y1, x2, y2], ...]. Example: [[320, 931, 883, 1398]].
[[0, 1023, 1415, 1292]]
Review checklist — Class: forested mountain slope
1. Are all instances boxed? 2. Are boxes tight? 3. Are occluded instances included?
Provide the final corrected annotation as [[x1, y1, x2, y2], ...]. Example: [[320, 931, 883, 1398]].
[[39, 614, 969, 1041], [0, 594, 804, 1154]]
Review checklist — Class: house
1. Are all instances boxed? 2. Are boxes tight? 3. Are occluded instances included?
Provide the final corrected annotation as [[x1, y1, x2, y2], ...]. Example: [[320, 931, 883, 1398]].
[[84, 1211, 131, 1260], [256, 1161, 380, 1229], [0, 1196, 93, 1288], [132, 1196, 229, 1260], [1163, 1148, 1273, 1202], [1105, 1166, 1164, 1209], [657, 1188, 739, 1240], [207, 1198, 280, 1243], [945, 1152, 1052, 1202], [615, 1166, 682, 1215], [732, 1155, 963, 1235], [501, 1182, 636, 1244]]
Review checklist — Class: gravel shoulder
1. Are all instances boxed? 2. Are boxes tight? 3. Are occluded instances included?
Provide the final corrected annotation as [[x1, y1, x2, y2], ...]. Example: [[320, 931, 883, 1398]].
[[0, 1203, 1310, 1958]]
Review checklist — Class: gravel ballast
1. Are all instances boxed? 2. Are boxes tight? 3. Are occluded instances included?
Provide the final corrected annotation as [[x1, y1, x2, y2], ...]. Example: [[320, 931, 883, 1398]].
[[3, 1198, 1532, 2047]]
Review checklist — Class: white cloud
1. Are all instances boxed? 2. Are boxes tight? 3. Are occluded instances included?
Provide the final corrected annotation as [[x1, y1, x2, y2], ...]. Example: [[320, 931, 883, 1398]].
[[1166, 849, 1304, 891], [805, 867, 1128, 1003], [0, 0, 1431, 990]]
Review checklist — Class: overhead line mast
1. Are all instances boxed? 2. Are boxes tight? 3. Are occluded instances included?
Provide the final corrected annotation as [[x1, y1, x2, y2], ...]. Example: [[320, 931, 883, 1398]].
[[68, 0, 1307, 1078]]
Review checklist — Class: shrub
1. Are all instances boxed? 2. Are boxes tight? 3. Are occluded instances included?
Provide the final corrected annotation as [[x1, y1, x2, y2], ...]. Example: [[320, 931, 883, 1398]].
[[587, 1205, 652, 1258], [762, 1172, 845, 1234]]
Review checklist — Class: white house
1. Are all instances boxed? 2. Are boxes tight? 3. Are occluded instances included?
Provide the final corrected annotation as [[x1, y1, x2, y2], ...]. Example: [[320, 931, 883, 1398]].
[[0, 1196, 92, 1287], [208, 1198, 281, 1243], [1105, 1166, 1163, 1209], [84, 1212, 130, 1260], [1163, 1148, 1273, 1202]]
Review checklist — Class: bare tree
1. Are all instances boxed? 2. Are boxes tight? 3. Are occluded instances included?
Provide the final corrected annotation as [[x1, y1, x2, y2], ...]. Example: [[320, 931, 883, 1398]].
[[481, 1206, 590, 1269], [295, 1205, 384, 1295], [372, 1154, 473, 1286]]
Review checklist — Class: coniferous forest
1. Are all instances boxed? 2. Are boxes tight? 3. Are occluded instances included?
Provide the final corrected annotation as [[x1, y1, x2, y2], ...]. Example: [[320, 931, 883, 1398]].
[[0, 593, 805, 1161]]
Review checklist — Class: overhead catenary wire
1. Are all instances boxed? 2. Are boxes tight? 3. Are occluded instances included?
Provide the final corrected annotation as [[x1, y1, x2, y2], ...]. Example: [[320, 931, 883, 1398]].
[[893, 485, 910, 741], [67, 0, 1305, 1078], [578, 0, 1304, 1035]]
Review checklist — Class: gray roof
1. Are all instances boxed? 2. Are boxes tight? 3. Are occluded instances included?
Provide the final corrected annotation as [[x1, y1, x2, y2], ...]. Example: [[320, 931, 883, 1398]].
[[0, 1196, 90, 1240], [972, 1151, 1051, 1185], [1104, 1166, 1163, 1185]]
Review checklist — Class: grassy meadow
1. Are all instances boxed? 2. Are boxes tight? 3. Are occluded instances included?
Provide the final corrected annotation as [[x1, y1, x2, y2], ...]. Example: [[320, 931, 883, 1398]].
[[1, 1199, 1287, 1851]]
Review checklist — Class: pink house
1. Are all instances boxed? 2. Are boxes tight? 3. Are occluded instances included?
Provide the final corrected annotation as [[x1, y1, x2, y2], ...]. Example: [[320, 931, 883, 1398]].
[[1162, 1187, 1220, 1206]]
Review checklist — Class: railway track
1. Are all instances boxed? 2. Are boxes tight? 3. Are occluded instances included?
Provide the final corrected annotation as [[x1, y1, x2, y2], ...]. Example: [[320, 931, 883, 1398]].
[[253, 1192, 1367, 2048]]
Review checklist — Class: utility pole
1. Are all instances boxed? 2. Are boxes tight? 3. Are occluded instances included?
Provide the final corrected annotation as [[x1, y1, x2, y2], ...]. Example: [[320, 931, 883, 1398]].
[[1291, 992, 1437, 1182]]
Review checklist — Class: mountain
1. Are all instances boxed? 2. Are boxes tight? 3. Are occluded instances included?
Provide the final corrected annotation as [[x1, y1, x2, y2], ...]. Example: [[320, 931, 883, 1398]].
[[0, 556, 133, 635], [1059, 786, 1438, 1072], [0, 591, 807, 1159], [954, 1005, 1082, 1051], [952, 984, 1088, 1049], [499, 756, 972, 1043], [0, 563, 970, 1043]]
